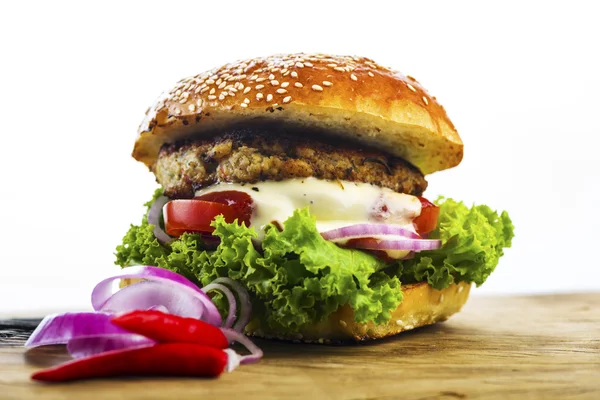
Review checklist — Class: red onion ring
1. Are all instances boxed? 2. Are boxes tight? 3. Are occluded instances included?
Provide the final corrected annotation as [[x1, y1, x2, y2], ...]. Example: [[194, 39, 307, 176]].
[[67, 334, 154, 359], [201, 282, 237, 329], [25, 312, 125, 348], [207, 277, 252, 332], [321, 224, 420, 242], [221, 328, 264, 364], [91, 266, 222, 327], [147, 195, 173, 245], [351, 238, 442, 251]]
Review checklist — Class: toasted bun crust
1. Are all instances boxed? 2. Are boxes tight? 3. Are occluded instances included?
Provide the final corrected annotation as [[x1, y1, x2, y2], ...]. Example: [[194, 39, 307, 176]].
[[133, 53, 463, 175], [119, 278, 470, 343], [245, 281, 471, 343]]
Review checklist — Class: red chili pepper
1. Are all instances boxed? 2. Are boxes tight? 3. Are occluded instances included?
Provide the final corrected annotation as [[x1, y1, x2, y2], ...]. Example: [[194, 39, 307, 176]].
[[111, 310, 228, 349], [31, 343, 228, 382]]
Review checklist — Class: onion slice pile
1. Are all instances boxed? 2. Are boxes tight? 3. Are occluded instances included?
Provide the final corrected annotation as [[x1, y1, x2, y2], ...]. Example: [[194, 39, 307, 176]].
[[25, 266, 259, 363]]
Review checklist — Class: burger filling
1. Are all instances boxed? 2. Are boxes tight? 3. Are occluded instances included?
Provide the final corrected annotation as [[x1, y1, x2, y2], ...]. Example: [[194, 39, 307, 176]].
[[116, 129, 514, 333]]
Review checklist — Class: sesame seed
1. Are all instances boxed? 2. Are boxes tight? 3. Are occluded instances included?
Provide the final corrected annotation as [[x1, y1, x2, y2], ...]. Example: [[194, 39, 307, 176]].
[[271, 68, 279, 73], [206, 79, 215, 85], [368, 71, 375, 77], [200, 86, 210, 93], [175, 90, 182, 96], [249, 75, 258, 81], [268, 74, 275, 80], [395, 320, 404, 326], [407, 83, 417, 92], [266, 94, 273, 102], [334, 67, 345, 72], [238, 74, 247, 80], [243, 87, 251, 94], [295, 62, 304, 68], [188, 104, 196, 112], [294, 82, 303, 88], [422, 96, 429, 105], [350, 74, 358, 81], [256, 77, 266, 82], [240, 103, 248, 108], [209, 88, 215, 95], [218, 94, 225, 101], [281, 82, 289, 88], [271, 80, 279, 86], [327, 63, 337, 68], [244, 98, 250, 104], [255, 84, 265, 90], [312, 84, 323, 91], [178, 98, 187, 104], [174, 108, 182, 115], [291, 71, 298, 78], [304, 61, 313, 67], [210, 74, 218, 80], [281, 68, 288, 74], [256, 93, 264, 100], [208, 95, 217, 100], [458, 286, 464, 293], [276, 88, 287, 94], [322, 81, 332, 86], [282, 96, 291, 103], [216, 78, 222, 85]]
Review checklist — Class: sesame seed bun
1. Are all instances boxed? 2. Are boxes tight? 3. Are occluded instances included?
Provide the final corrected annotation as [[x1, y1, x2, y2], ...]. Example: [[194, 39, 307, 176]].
[[245, 281, 471, 343], [133, 53, 463, 175]]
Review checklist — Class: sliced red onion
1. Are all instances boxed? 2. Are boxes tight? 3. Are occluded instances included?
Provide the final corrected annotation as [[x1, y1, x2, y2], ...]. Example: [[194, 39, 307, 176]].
[[67, 334, 154, 359], [200, 283, 237, 329], [91, 266, 222, 327], [352, 238, 442, 251], [25, 312, 126, 348], [208, 277, 252, 332], [321, 224, 420, 242], [147, 195, 173, 245], [221, 328, 263, 364], [99, 280, 218, 323]]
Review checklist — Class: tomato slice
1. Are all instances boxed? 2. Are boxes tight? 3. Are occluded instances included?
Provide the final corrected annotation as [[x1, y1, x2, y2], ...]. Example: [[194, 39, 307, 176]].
[[163, 191, 254, 237], [163, 200, 236, 236], [413, 197, 440, 235], [195, 191, 253, 227]]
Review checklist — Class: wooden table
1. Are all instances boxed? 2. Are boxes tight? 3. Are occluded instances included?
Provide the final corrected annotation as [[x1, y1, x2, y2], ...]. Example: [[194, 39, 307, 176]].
[[1, 293, 599, 399]]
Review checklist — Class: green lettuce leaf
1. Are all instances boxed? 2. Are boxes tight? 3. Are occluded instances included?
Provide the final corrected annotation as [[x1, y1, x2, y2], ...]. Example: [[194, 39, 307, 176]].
[[398, 197, 514, 289], [194, 209, 402, 330], [115, 191, 513, 333]]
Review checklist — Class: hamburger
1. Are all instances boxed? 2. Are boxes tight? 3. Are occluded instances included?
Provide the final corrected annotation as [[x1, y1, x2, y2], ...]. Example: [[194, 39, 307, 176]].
[[116, 53, 514, 342]]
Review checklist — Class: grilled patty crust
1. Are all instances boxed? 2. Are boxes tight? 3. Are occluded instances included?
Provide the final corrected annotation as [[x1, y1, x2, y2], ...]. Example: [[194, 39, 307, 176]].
[[155, 128, 428, 198]]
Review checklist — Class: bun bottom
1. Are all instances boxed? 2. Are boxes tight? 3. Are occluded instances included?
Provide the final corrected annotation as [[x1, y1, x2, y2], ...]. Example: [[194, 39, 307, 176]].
[[245, 282, 471, 343]]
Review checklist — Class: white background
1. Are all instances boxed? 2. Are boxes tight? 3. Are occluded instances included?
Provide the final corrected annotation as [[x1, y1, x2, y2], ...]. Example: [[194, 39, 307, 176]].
[[1, 1, 599, 314]]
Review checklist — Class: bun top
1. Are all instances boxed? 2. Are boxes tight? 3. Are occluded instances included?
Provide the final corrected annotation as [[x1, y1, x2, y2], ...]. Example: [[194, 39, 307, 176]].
[[133, 53, 463, 174]]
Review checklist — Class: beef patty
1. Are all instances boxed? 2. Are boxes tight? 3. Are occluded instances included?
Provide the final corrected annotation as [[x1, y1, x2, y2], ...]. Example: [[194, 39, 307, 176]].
[[155, 127, 427, 198]]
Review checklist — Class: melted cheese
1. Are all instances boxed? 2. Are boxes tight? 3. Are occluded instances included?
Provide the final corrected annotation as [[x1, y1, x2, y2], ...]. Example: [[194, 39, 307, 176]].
[[196, 178, 421, 258]]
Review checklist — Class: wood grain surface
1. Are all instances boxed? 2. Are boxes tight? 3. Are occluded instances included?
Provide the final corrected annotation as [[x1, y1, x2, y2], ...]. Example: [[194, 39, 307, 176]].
[[1, 293, 599, 400]]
